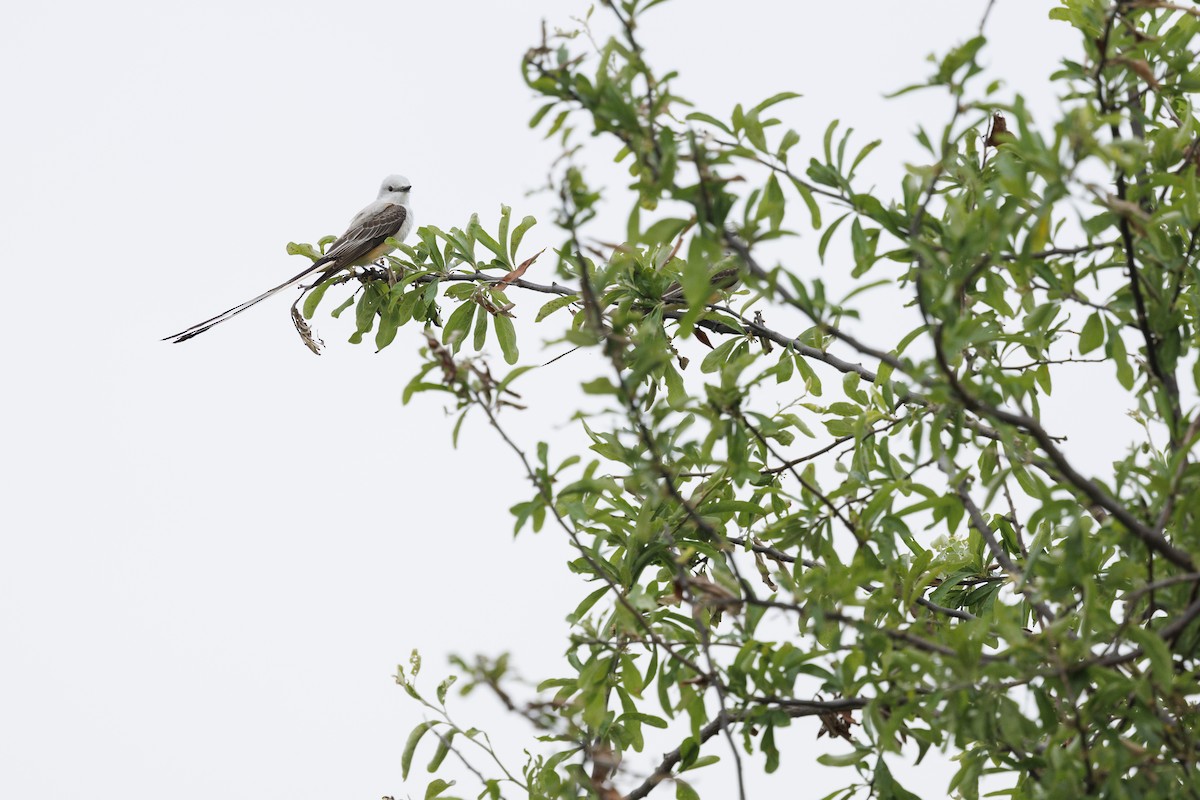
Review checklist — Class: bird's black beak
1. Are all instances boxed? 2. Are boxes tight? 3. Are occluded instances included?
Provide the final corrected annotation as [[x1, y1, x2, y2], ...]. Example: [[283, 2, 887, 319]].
[[400, 185, 412, 192]]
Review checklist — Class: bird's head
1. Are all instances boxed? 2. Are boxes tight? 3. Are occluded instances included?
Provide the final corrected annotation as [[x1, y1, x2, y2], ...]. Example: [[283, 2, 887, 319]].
[[379, 174, 412, 203]]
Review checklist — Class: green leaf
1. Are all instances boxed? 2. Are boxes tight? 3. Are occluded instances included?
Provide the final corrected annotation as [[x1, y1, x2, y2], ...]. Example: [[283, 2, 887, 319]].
[[424, 778, 455, 800], [330, 295, 355, 319], [817, 748, 869, 768], [788, 176, 822, 229], [443, 300, 476, 351], [620, 711, 669, 729], [536, 295, 577, 321], [375, 304, 401, 350], [678, 737, 700, 770], [753, 91, 802, 113], [759, 173, 786, 231], [354, 283, 385, 336], [675, 778, 701, 800], [395, 289, 423, 327], [743, 109, 768, 151], [665, 364, 688, 409], [1127, 627, 1174, 686], [644, 217, 690, 247], [762, 723, 779, 773], [497, 205, 511, 260], [849, 139, 881, 176], [849, 219, 873, 275], [286, 241, 320, 262], [427, 730, 453, 772], [1108, 329, 1134, 390], [818, 213, 849, 262], [497, 364, 537, 394], [778, 129, 801, 160], [472, 306, 488, 351], [685, 111, 732, 135], [843, 371, 868, 403], [1079, 312, 1104, 354], [494, 315, 519, 364], [682, 244, 713, 309], [402, 722, 431, 779], [581, 377, 616, 395], [302, 281, 332, 320], [470, 215, 510, 266], [569, 586, 609, 622], [681, 755, 720, 772], [529, 101, 556, 128], [700, 339, 740, 373]]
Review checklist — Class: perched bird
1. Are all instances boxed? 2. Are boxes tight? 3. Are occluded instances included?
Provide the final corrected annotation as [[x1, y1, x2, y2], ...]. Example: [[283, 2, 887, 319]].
[[163, 174, 415, 343], [660, 266, 741, 305]]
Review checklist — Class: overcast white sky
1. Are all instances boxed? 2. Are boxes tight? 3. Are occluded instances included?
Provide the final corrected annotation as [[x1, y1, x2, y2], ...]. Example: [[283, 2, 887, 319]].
[[3, 2, 1093, 798]]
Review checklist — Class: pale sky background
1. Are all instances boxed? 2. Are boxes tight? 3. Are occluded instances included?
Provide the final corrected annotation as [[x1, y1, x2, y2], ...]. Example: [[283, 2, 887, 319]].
[[2, 2, 1099, 798]]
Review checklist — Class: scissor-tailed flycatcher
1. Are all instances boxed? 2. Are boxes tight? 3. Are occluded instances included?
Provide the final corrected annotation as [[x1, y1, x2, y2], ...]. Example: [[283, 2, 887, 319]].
[[163, 174, 415, 343]]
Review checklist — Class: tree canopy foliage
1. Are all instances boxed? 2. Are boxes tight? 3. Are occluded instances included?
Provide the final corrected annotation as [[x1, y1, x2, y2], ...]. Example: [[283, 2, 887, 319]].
[[289, 1, 1200, 797]]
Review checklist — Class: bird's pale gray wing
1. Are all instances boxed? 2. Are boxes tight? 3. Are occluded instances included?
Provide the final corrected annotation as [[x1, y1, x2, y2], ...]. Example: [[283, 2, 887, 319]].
[[324, 203, 408, 265]]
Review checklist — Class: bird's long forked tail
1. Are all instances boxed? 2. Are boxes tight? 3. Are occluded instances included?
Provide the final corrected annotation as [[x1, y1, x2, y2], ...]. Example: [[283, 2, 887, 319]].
[[162, 259, 337, 343]]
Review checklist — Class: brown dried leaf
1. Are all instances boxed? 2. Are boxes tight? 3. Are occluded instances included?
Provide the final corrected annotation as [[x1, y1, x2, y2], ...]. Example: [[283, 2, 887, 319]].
[[290, 301, 324, 355], [424, 333, 458, 383], [753, 550, 779, 591], [497, 248, 546, 288], [816, 710, 856, 741], [753, 310, 773, 354], [985, 112, 1009, 147], [476, 292, 517, 319]]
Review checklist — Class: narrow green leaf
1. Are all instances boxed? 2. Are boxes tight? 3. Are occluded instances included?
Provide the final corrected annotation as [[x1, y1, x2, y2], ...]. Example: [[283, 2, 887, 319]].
[[752, 91, 802, 113], [529, 101, 556, 128], [536, 294, 577, 321], [302, 281, 332, 320], [375, 305, 401, 350], [817, 748, 869, 768], [470, 216, 510, 266], [443, 300, 475, 351], [494, 314, 519, 364], [788, 176, 822, 229], [510, 216, 538, 260], [402, 722, 432, 779], [472, 306, 488, 351], [424, 778, 455, 800], [427, 730, 453, 772], [497, 205, 511, 257], [685, 111, 733, 135], [330, 295, 355, 319], [849, 139, 881, 176], [778, 129, 801, 160], [569, 586, 609, 622]]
